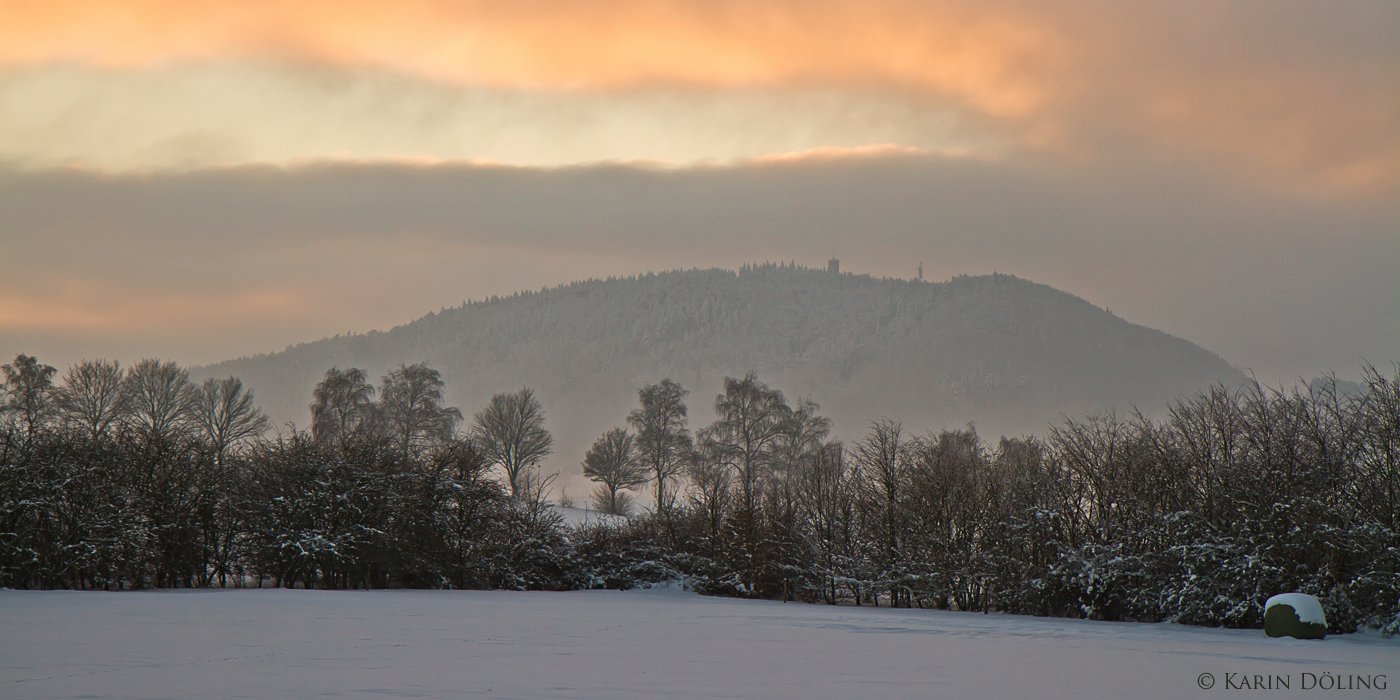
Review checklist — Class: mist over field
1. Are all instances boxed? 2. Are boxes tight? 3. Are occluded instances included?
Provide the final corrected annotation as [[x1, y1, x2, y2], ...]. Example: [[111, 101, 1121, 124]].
[[194, 265, 1244, 491]]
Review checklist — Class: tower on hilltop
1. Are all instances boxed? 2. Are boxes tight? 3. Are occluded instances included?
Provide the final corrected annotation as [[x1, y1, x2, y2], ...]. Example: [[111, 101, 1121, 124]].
[[828, 255, 840, 274]]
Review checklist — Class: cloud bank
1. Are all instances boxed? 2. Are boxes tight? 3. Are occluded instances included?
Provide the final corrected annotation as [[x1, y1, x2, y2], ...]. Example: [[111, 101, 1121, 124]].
[[2, 0, 1396, 195], [2, 153, 1395, 383], [0, 65, 984, 169]]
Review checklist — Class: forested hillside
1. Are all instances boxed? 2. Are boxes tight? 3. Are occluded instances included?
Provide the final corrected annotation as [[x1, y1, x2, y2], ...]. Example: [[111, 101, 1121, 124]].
[[196, 265, 1243, 478]]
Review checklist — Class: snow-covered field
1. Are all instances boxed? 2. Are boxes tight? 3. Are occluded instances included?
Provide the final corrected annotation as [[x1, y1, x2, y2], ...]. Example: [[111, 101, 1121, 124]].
[[3, 588, 1395, 699], [550, 504, 627, 527]]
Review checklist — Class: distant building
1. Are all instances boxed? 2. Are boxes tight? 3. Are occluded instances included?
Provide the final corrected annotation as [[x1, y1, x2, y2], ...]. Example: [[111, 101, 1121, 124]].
[[828, 257, 840, 273]]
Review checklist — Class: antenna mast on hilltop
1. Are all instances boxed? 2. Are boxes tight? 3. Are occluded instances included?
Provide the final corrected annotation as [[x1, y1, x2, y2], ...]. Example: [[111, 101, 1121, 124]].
[[828, 246, 840, 274]]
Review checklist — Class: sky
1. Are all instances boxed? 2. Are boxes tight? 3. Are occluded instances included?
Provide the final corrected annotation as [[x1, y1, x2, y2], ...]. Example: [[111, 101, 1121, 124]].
[[1, 0, 1397, 384]]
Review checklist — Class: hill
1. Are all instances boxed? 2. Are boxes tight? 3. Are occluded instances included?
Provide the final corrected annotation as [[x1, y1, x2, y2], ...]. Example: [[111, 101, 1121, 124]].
[[195, 265, 1244, 483]]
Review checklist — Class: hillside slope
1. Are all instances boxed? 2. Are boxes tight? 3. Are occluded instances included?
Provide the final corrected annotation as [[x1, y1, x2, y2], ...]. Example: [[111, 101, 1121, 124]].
[[196, 265, 1243, 480]]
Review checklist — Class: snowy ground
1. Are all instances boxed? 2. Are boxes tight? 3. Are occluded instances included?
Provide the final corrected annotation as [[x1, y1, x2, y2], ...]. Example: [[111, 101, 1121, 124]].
[[3, 588, 1396, 699], [549, 504, 627, 527]]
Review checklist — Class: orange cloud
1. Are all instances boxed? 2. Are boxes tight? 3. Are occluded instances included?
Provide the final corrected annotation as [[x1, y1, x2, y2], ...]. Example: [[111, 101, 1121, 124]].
[[0, 0, 1064, 118], [2, 0, 1395, 196], [0, 282, 310, 335]]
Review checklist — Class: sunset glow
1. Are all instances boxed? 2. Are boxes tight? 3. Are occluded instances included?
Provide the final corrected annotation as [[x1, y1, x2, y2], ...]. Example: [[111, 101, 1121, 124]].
[[1, 0, 1396, 383], [0, 0, 1391, 193], [2, 0, 1059, 114]]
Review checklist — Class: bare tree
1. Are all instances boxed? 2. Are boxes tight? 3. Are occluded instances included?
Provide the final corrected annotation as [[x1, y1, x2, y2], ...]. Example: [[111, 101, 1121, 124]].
[[773, 397, 832, 484], [191, 377, 271, 465], [379, 363, 462, 459], [472, 387, 553, 496], [686, 441, 733, 556], [310, 367, 377, 445], [698, 371, 792, 591], [627, 379, 693, 514], [1050, 412, 1131, 544], [794, 441, 856, 604], [2, 354, 58, 440], [55, 359, 127, 440], [852, 418, 910, 568], [582, 428, 646, 515], [905, 427, 992, 611], [782, 398, 832, 454], [699, 371, 791, 527], [123, 359, 196, 438], [1358, 362, 1400, 530], [512, 466, 565, 535]]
